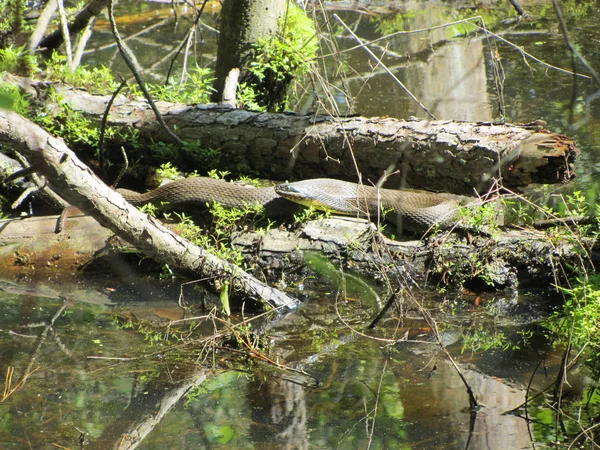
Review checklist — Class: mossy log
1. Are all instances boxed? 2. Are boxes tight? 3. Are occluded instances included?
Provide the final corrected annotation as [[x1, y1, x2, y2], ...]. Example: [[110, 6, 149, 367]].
[[0, 212, 594, 296], [9, 75, 578, 196]]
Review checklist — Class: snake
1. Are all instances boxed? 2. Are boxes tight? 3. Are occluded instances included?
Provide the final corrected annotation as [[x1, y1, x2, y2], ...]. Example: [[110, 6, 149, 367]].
[[118, 177, 477, 231]]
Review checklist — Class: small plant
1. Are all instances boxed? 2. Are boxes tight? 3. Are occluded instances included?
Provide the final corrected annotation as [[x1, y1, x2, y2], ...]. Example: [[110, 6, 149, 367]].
[[138, 66, 215, 105], [45, 52, 118, 94], [156, 162, 181, 181], [0, 82, 29, 115], [459, 201, 499, 233], [460, 326, 520, 354], [35, 101, 109, 149], [207, 169, 231, 180], [545, 274, 600, 377], [293, 205, 327, 225], [160, 264, 176, 281], [174, 199, 263, 269], [0, 45, 37, 75]]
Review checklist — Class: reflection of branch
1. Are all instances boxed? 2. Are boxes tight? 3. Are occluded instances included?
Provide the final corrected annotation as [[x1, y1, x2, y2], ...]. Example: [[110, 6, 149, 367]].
[[334, 14, 437, 120], [2, 301, 68, 400], [552, 0, 600, 87], [19, 302, 69, 385]]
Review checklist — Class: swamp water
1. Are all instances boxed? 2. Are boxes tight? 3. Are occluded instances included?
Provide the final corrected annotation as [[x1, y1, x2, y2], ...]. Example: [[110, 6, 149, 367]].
[[0, 283, 574, 449], [2, 0, 600, 448]]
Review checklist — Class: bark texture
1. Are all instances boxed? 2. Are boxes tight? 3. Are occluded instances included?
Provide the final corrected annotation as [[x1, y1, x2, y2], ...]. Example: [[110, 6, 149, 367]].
[[0, 111, 299, 310], [212, 0, 287, 102], [0, 213, 595, 295], [14, 76, 578, 196]]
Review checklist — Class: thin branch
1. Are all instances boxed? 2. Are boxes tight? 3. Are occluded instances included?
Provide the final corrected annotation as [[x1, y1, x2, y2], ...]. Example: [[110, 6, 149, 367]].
[[333, 14, 437, 120], [552, 0, 600, 87], [56, 0, 74, 70], [28, 0, 58, 53], [107, 0, 184, 145], [165, 0, 210, 84], [98, 73, 128, 175]]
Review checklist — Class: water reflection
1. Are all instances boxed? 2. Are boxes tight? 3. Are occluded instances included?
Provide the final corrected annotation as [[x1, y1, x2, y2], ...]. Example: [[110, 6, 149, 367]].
[[0, 287, 590, 449], [3, 0, 600, 448]]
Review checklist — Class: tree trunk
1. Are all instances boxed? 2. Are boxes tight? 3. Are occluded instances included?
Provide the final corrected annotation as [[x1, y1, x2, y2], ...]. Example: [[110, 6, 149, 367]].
[[14, 76, 577, 196], [0, 110, 299, 310], [211, 0, 287, 103]]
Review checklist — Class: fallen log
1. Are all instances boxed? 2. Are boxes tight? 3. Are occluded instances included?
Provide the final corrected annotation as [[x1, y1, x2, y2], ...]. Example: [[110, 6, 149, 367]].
[[0, 110, 299, 310], [0, 211, 594, 295], [7, 74, 578, 195]]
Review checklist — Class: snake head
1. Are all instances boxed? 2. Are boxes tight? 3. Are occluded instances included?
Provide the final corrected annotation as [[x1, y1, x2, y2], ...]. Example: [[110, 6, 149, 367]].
[[275, 179, 359, 215]]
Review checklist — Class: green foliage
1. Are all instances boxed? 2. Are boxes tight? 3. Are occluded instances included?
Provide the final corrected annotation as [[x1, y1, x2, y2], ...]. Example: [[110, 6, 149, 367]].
[[237, 82, 265, 111], [459, 201, 499, 233], [142, 66, 215, 104], [243, 3, 317, 111], [0, 45, 37, 75], [34, 99, 113, 150], [0, 0, 32, 34], [545, 274, 600, 377], [175, 198, 265, 269], [147, 140, 221, 169], [45, 52, 118, 94], [207, 169, 231, 180], [0, 82, 29, 115], [156, 162, 181, 181], [293, 205, 327, 225], [460, 326, 520, 354]]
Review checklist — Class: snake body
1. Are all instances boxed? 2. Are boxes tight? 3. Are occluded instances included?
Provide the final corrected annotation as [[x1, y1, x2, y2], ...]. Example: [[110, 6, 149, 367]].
[[118, 177, 476, 231]]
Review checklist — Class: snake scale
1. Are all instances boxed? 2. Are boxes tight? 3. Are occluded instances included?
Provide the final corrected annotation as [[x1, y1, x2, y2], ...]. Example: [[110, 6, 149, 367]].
[[118, 177, 477, 231]]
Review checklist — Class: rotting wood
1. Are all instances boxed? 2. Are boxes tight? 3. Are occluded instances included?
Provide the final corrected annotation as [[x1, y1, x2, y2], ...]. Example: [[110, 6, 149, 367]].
[[6, 74, 578, 195], [0, 110, 299, 310], [0, 211, 595, 295]]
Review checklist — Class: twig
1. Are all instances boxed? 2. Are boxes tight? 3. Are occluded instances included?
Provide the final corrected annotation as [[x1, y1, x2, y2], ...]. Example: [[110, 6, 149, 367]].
[[107, 0, 184, 145], [367, 289, 400, 329], [508, 0, 525, 16], [552, 0, 600, 87], [332, 15, 591, 81], [165, 0, 210, 84], [333, 14, 437, 120], [56, 0, 73, 70], [366, 358, 387, 450], [98, 73, 128, 175]]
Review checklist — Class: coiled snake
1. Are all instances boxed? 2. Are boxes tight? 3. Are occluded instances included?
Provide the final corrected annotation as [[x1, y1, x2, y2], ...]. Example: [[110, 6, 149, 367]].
[[118, 177, 477, 231]]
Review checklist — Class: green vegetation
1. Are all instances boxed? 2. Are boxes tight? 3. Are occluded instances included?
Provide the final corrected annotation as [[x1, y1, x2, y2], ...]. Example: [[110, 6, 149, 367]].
[[546, 274, 600, 377], [460, 326, 523, 354], [241, 3, 317, 111], [34, 95, 113, 151], [459, 201, 500, 234], [142, 66, 215, 104], [0, 81, 29, 115], [175, 201, 265, 269], [45, 52, 119, 93], [0, 45, 36, 75]]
